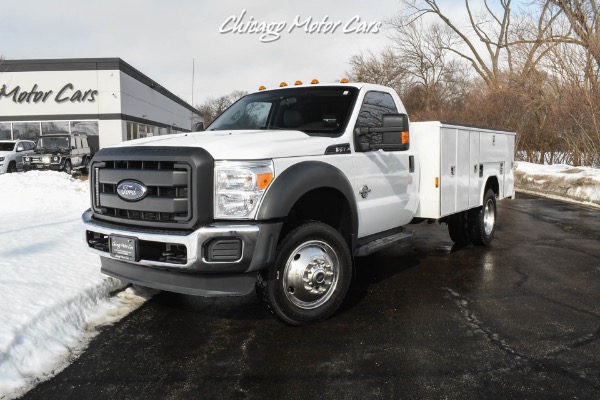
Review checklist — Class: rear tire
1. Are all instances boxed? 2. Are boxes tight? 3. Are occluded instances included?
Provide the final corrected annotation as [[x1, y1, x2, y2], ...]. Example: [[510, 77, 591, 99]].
[[468, 189, 497, 246], [448, 211, 470, 245], [257, 222, 352, 326], [81, 157, 90, 175]]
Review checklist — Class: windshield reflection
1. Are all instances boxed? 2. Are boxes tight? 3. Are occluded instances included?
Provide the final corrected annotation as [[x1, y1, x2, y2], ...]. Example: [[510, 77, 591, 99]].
[[207, 86, 358, 135]]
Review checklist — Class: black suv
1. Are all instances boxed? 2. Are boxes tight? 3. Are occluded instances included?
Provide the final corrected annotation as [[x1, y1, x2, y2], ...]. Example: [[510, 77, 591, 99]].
[[24, 133, 96, 174]]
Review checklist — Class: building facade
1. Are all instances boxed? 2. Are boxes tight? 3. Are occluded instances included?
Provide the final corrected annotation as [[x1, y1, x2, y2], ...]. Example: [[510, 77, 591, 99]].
[[0, 58, 201, 149]]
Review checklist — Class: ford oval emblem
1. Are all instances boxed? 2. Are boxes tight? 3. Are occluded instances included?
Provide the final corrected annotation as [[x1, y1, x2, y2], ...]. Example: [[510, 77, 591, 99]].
[[116, 180, 148, 201]]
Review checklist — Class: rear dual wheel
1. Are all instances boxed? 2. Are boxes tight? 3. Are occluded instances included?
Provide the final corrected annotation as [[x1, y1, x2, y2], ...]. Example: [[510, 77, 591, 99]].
[[448, 188, 497, 246], [257, 222, 352, 326], [468, 189, 497, 246]]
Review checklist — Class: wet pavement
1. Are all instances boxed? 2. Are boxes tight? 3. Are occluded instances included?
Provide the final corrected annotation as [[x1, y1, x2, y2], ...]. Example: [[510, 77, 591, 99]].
[[22, 193, 600, 399]]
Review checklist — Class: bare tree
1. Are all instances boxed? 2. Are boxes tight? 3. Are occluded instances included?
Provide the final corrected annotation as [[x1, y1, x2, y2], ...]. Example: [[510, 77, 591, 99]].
[[550, 0, 600, 75], [197, 90, 247, 126], [346, 48, 409, 94]]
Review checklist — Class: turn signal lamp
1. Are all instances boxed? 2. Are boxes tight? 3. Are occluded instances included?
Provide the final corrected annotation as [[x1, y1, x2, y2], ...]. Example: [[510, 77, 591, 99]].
[[402, 131, 409, 145], [435, 177, 439, 188], [294, 80, 302, 85], [256, 172, 274, 189], [340, 77, 349, 83], [258, 85, 266, 91], [280, 82, 288, 87], [311, 79, 319, 84]]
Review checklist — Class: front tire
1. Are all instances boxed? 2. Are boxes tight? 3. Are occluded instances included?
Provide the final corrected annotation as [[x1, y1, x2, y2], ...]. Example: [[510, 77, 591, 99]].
[[7, 161, 17, 173], [468, 189, 497, 246], [258, 222, 352, 326], [63, 159, 72, 174]]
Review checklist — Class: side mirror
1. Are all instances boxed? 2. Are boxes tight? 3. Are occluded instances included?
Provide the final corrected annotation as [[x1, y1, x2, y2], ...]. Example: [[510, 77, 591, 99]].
[[196, 122, 205, 131], [16, 145, 24, 152], [356, 113, 410, 152], [379, 114, 410, 151]]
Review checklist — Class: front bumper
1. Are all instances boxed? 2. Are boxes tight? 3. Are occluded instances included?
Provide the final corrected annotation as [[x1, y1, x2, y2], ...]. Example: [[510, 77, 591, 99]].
[[82, 209, 282, 295], [24, 163, 62, 171]]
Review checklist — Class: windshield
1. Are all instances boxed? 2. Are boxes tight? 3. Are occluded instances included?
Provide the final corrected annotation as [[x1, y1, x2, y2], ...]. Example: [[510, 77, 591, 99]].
[[0, 142, 16, 151], [37, 137, 69, 149], [207, 86, 358, 135]]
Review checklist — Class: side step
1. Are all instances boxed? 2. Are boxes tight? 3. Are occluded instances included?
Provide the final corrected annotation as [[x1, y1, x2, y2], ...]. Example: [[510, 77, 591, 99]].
[[353, 229, 414, 257]]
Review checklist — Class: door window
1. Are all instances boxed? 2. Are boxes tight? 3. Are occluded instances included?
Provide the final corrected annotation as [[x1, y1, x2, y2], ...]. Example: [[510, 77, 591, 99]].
[[355, 91, 398, 145]]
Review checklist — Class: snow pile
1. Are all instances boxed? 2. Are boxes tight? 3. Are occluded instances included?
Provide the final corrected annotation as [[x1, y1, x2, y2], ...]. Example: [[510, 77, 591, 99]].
[[0, 172, 153, 399], [515, 162, 600, 207]]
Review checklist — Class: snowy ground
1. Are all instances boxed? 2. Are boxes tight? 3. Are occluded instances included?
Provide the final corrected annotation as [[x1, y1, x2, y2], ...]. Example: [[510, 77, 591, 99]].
[[515, 162, 600, 208], [0, 163, 598, 399], [0, 172, 154, 400]]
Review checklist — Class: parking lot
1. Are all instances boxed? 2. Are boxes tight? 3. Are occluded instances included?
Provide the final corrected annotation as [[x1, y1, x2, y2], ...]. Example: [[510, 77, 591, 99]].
[[22, 193, 600, 400]]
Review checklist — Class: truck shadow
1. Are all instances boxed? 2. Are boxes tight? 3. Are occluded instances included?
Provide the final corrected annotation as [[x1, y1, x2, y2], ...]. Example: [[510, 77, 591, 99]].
[[338, 248, 422, 315]]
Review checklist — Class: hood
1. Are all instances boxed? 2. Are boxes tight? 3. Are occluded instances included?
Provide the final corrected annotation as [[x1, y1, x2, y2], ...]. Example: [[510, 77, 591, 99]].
[[116, 130, 345, 159], [34, 147, 69, 156]]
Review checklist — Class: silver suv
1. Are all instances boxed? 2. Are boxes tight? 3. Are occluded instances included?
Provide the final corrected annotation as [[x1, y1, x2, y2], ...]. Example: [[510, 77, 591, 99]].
[[0, 140, 36, 174]]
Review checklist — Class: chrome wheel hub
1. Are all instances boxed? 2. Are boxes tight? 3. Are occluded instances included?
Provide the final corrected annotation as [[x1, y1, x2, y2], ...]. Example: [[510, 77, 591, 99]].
[[483, 198, 495, 236], [283, 240, 339, 309]]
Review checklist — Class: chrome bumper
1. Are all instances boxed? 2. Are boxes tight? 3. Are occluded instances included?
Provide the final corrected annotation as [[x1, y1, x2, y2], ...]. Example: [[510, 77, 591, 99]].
[[82, 209, 282, 273]]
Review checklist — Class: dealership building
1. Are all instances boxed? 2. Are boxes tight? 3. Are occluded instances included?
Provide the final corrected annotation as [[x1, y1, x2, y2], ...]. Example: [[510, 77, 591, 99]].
[[0, 58, 202, 149]]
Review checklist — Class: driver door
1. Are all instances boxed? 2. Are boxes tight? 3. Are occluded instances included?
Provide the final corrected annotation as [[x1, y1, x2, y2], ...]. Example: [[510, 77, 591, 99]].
[[352, 91, 418, 238]]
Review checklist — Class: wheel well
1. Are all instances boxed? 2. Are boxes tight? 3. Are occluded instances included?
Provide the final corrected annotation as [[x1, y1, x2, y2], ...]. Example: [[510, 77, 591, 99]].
[[485, 176, 499, 197], [282, 188, 353, 247]]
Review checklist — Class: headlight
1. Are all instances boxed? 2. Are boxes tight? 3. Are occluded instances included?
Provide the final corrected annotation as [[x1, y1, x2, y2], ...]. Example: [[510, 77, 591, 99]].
[[215, 160, 274, 219], [0, 157, 4, 161], [24, 157, 30, 162], [52, 156, 59, 162]]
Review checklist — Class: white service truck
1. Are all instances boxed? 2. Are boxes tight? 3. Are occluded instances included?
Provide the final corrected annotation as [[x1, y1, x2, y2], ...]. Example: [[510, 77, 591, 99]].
[[83, 82, 515, 325]]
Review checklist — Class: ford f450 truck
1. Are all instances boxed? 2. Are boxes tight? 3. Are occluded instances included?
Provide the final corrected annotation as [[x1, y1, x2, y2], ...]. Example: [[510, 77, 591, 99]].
[[83, 82, 515, 325]]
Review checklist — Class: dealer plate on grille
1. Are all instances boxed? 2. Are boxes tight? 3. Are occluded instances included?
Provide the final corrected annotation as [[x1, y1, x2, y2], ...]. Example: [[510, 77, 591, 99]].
[[109, 235, 138, 261]]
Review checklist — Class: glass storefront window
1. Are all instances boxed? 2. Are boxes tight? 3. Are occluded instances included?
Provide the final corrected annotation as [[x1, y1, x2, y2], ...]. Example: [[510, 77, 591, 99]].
[[71, 121, 99, 136], [125, 121, 166, 141], [41, 121, 70, 135], [13, 122, 41, 141], [0, 123, 11, 140]]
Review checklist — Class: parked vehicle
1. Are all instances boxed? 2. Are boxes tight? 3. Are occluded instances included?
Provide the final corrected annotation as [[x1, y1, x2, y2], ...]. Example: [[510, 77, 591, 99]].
[[0, 140, 36, 174], [83, 81, 515, 325], [23, 133, 95, 174]]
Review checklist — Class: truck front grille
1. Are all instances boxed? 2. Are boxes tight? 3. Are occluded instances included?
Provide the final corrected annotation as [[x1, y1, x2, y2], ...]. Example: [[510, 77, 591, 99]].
[[89, 146, 214, 230], [96, 160, 191, 223]]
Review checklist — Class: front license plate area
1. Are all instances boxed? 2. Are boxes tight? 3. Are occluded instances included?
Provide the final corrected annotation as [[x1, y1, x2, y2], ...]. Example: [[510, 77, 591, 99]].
[[109, 235, 138, 261]]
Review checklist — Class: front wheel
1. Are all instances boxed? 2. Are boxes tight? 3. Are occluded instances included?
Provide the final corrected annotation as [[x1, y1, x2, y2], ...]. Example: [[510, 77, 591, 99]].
[[7, 162, 17, 173], [258, 222, 352, 326], [63, 159, 72, 174], [468, 188, 497, 246]]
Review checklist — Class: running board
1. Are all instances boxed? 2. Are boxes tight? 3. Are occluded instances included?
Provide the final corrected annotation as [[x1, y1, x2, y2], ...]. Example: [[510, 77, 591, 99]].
[[353, 229, 414, 257]]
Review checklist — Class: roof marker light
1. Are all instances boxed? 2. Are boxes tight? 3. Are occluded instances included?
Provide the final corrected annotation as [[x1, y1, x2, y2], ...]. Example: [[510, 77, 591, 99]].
[[294, 80, 302, 85], [258, 85, 266, 91], [311, 79, 319, 84], [280, 82, 288, 87], [340, 78, 349, 83]]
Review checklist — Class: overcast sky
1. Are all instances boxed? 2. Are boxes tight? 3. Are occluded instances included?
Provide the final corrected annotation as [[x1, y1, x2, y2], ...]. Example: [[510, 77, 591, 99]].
[[1, 0, 477, 107]]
